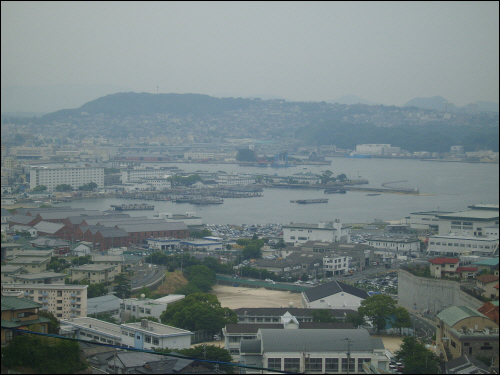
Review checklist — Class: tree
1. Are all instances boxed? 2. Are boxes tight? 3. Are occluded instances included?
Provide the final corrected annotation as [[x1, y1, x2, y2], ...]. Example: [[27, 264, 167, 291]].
[[114, 273, 132, 298], [395, 336, 440, 374], [236, 148, 257, 162], [55, 184, 72, 192], [160, 293, 237, 332], [87, 283, 107, 298], [336, 173, 348, 182], [393, 307, 412, 336], [38, 310, 60, 334], [78, 181, 97, 191], [346, 313, 365, 328], [358, 294, 396, 333], [32, 185, 48, 192], [311, 309, 338, 323]]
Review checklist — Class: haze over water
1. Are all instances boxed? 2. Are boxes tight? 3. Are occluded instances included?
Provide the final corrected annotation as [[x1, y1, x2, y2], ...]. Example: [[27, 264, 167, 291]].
[[61, 158, 499, 225]]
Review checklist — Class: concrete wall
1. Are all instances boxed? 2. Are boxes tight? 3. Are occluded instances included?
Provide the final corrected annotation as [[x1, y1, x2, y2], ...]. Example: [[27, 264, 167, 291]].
[[398, 269, 482, 314]]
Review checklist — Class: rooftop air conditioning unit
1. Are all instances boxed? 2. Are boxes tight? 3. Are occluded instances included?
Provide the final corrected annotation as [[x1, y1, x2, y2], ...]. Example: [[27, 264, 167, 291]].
[[467, 328, 474, 335], [458, 329, 464, 334]]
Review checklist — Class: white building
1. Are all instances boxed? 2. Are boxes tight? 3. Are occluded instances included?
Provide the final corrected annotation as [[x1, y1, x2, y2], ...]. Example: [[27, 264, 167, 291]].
[[121, 168, 172, 183], [60, 317, 193, 350], [157, 212, 203, 226], [179, 239, 224, 251], [147, 238, 181, 250], [1, 284, 88, 319], [407, 211, 452, 231], [427, 235, 499, 257], [366, 237, 420, 253], [120, 295, 184, 323], [29, 166, 104, 192], [355, 144, 401, 156], [283, 221, 351, 245], [217, 174, 256, 186], [239, 328, 390, 374], [301, 280, 369, 310], [435, 205, 499, 237], [323, 255, 350, 276]]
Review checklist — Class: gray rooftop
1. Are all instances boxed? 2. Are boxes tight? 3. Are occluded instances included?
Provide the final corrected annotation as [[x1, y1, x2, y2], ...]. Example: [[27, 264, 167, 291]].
[[436, 210, 499, 221], [303, 280, 369, 302], [87, 294, 121, 315], [8, 256, 50, 264], [118, 222, 188, 232], [33, 221, 65, 233], [72, 264, 117, 271], [8, 214, 36, 225], [1, 207, 12, 217], [258, 329, 380, 352], [1, 265, 24, 273], [11, 272, 67, 280]]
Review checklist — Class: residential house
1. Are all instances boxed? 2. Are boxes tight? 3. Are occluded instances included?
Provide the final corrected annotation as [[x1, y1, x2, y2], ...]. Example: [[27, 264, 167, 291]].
[[477, 301, 499, 325], [1, 296, 51, 344], [428, 258, 460, 278], [475, 274, 500, 300]]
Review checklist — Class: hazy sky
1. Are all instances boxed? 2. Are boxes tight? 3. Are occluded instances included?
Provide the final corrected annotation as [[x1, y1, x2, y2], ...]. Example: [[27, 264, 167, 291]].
[[2, 1, 499, 107]]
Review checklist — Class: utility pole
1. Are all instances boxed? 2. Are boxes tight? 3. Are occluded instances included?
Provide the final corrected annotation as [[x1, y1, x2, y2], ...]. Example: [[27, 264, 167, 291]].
[[345, 338, 351, 375]]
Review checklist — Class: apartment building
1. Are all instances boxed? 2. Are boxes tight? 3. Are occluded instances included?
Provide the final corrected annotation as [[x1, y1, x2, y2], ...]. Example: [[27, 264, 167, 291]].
[[9, 272, 67, 285], [70, 264, 118, 284], [92, 255, 125, 274], [121, 168, 172, 183], [1, 284, 88, 319], [120, 295, 184, 323], [7, 256, 51, 273], [29, 166, 104, 192]]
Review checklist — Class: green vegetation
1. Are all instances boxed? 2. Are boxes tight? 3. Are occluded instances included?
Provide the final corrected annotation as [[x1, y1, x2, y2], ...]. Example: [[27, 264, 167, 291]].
[[55, 184, 72, 192], [236, 148, 257, 162], [311, 309, 338, 323], [296, 121, 499, 153], [113, 273, 132, 299], [167, 174, 202, 187], [190, 228, 212, 238], [47, 257, 68, 273], [358, 294, 397, 333], [38, 310, 60, 334], [32, 185, 48, 192], [395, 336, 441, 374], [77, 181, 97, 191], [176, 265, 217, 295], [241, 238, 265, 260], [346, 313, 365, 328], [87, 283, 108, 298], [160, 293, 237, 332], [2, 335, 87, 374]]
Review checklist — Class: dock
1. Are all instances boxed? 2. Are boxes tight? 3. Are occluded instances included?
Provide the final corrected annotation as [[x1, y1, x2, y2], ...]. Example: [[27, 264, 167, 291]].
[[110, 203, 155, 211]]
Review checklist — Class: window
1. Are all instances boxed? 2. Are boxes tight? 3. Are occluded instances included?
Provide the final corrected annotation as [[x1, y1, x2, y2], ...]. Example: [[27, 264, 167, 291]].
[[140, 308, 145, 313], [57, 314, 62, 318], [57, 300, 62, 304], [17, 312, 31, 318], [341, 358, 355, 372], [284, 358, 300, 372], [57, 291, 62, 297], [145, 309, 151, 314], [153, 338, 159, 346], [145, 335, 151, 343], [268, 358, 281, 371], [129, 333, 134, 337], [57, 307, 62, 310], [290, 236, 295, 240], [325, 358, 339, 372], [305, 358, 322, 372]]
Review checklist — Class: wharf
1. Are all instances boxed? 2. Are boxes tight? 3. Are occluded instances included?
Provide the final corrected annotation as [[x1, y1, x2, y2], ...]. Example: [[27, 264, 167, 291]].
[[110, 203, 155, 210]]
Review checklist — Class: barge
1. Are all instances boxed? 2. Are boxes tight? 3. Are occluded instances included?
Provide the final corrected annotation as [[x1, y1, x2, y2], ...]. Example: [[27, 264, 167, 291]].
[[324, 189, 347, 194]]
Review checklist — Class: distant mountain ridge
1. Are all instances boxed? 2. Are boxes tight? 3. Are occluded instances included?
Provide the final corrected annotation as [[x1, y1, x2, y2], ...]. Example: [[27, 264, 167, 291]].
[[403, 95, 499, 113]]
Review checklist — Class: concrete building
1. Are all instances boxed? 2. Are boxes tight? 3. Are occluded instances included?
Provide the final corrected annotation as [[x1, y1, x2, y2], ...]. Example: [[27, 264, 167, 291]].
[[1, 284, 88, 319], [427, 235, 498, 257], [428, 258, 460, 278], [179, 239, 224, 251], [60, 317, 193, 350], [1, 243, 24, 262], [302, 280, 369, 310], [120, 167, 172, 183], [7, 256, 51, 274], [1, 296, 51, 344], [146, 237, 181, 250], [91, 255, 125, 274], [29, 166, 104, 192], [323, 254, 351, 276], [239, 328, 390, 374], [435, 206, 499, 237], [407, 211, 452, 231], [158, 212, 203, 226], [0, 265, 23, 283], [9, 272, 67, 285], [87, 294, 121, 320], [223, 311, 354, 360], [70, 264, 118, 284], [366, 237, 420, 254], [120, 295, 184, 323], [435, 306, 499, 361], [475, 274, 499, 300], [283, 220, 351, 245]]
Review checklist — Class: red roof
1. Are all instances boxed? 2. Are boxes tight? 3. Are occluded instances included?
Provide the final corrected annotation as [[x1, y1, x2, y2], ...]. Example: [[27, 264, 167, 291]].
[[476, 274, 500, 284], [428, 258, 460, 265], [455, 267, 478, 273], [494, 283, 499, 289]]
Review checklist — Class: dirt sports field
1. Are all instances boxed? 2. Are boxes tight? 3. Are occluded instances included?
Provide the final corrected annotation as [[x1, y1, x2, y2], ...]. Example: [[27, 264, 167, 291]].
[[212, 285, 304, 309]]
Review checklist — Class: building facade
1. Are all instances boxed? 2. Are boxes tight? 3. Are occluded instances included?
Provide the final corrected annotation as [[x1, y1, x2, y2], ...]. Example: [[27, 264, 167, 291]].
[[29, 166, 104, 192]]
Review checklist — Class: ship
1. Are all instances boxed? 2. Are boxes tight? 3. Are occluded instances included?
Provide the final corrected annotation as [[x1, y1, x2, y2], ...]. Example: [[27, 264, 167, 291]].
[[324, 189, 347, 194], [345, 153, 372, 158], [290, 199, 329, 204]]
